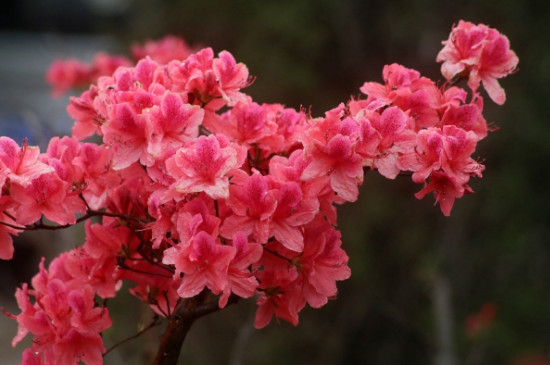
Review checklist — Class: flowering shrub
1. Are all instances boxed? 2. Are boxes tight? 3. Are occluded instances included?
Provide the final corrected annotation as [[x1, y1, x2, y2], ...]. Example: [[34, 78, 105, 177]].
[[1, 20, 517, 365]]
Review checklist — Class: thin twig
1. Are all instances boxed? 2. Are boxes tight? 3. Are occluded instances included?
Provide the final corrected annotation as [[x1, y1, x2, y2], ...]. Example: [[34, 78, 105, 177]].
[[117, 260, 174, 279], [264, 247, 293, 263], [0, 206, 149, 232], [104, 314, 161, 356]]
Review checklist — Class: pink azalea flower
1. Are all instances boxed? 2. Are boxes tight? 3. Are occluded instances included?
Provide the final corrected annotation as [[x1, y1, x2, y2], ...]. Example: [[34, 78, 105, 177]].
[[73, 143, 119, 210], [167, 47, 216, 97], [0, 137, 53, 188], [415, 170, 466, 216], [440, 100, 487, 140], [269, 149, 311, 183], [147, 196, 179, 248], [440, 125, 484, 184], [131, 56, 163, 90], [220, 170, 278, 243], [269, 150, 335, 223], [104, 169, 153, 218], [131, 35, 194, 64], [167, 48, 251, 109], [145, 92, 204, 160], [269, 181, 318, 252], [165, 134, 246, 199], [368, 106, 416, 179], [351, 113, 382, 166], [90, 52, 132, 80], [46, 53, 131, 97], [163, 231, 236, 297], [212, 50, 251, 106], [67, 86, 101, 140], [46, 58, 90, 96], [95, 58, 165, 121], [174, 196, 221, 246], [301, 105, 363, 202], [42, 138, 89, 205], [45, 136, 81, 164], [359, 63, 441, 129], [437, 20, 518, 105], [102, 103, 148, 170], [63, 247, 121, 299], [47, 328, 106, 365], [254, 284, 303, 329], [257, 105, 306, 154], [399, 127, 445, 184], [204, 101, 279, 146], [401, 125, 484, 215], [253, 243, 302, 328], [219, 233, 263, 308], [360, 63, 423, 109], [437, 21, 487, 81], [298, 218, 351, 308], [84, 218, 139, 258], [10, 172, 81, 225]]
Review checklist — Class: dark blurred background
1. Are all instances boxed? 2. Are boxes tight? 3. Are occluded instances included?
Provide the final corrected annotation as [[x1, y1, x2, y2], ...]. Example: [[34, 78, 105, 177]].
[[0, 1, 548, 364]]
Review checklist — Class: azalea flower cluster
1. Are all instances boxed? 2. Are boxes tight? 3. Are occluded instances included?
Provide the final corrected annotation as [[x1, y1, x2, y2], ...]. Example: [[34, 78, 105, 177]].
[[6, 257, 112, 365], [1, 21, 517, 365]]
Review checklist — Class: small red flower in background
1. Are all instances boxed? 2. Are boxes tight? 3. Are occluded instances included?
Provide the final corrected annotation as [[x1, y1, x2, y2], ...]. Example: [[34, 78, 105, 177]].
[[465, 302, 497, 337], [510, 352, 550, 365]]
